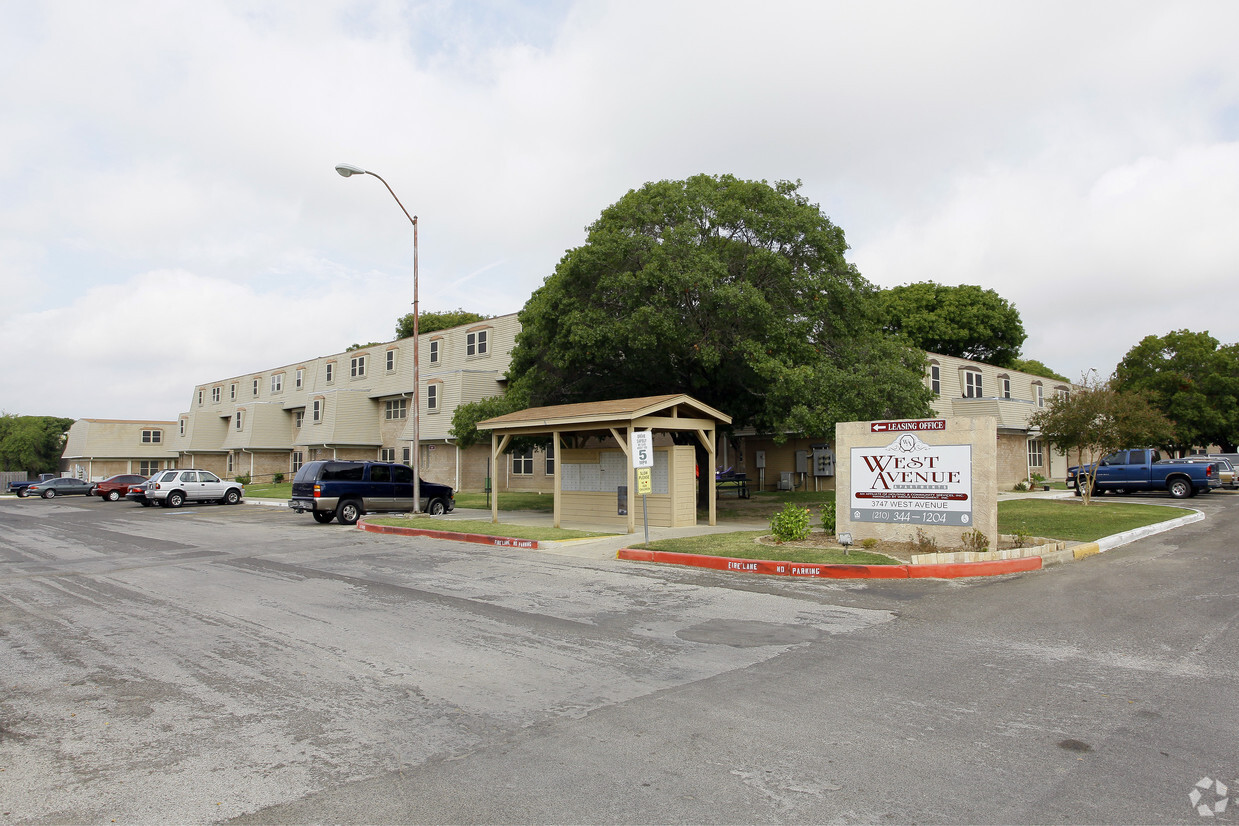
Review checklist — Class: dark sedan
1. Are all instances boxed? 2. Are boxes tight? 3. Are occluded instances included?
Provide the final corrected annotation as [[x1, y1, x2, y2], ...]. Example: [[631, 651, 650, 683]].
[[92, 474, 148, 501], [25, 477, 94, 498]]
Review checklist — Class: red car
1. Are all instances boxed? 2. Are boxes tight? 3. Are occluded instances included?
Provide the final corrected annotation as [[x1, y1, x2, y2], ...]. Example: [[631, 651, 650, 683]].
[[91, 474, 148, 501]]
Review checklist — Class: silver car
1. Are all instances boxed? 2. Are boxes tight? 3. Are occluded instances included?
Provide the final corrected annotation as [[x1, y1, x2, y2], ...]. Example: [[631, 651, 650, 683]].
[[145, 469, 244, 508]]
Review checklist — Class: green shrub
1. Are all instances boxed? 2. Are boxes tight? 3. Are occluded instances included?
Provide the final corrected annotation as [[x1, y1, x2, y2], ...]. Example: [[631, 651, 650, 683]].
[[236, 474, 252, 486], [770, 503, 811, 543], [272, 473, 284, 484], [961, 529, 989, 552], [861, 537, 879, 549], [820, 501, 837, 535]]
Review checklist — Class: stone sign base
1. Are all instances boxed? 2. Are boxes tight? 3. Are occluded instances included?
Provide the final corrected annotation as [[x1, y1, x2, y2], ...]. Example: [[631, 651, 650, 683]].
[[836, 416, 999, 552]]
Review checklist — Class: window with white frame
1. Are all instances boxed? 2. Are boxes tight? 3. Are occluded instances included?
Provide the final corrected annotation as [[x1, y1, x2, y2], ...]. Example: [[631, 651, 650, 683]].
[[295, 368, 304, 389], [235, 411, 244, 431], [230, 383, 237, 401], [402, 447, 411, 464], [326, 362, 335, 383], [467, 329, 489, 357], [252, 378, 260, 397], [294, 410, 304, 428], [197, 389, 203, 406], [386, 349, 396, 372], [929, 364, 941, 396], [291, 452, 303, 473], [380, 448, 396, 462], [426, 383, 440, 412], [429, 338, 441, 364], [179, 419, 186, 436], [1028, 439, 1044, 469], [1056, 386, 1070, 401], [1034, 383, 1044, 407], [1001, 376, 1011, 399], [350, 355, 366, 378], [545, 442, 555, 475], [271, 373, 283, 393], [963, 370, 983, 398], [227, 453, 234, 474], [385, 398, 407, 420], [511, 446, 534, 475], [312, 399, 322, 422], [140, 460, 161, 476], [141, 429, 162, 444], [211, 387, 221, 403]]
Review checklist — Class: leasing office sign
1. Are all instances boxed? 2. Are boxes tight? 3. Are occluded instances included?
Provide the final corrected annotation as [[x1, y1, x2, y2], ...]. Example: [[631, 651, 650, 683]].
[[850, 433, 973, 526]]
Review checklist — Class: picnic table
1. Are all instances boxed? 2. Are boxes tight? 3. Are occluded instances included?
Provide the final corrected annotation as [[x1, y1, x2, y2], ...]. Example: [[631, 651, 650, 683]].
[[715, 473, 750, 499]]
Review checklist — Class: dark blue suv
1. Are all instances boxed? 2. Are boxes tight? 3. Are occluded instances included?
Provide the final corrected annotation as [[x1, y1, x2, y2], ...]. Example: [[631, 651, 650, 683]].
[[288, 460, 455, 525]]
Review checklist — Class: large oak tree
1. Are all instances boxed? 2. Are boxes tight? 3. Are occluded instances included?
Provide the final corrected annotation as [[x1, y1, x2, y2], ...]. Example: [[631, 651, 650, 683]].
[[474, 174, 932, 447], [1113, 330, 1239, 453], [876, 281, 1026, 367]]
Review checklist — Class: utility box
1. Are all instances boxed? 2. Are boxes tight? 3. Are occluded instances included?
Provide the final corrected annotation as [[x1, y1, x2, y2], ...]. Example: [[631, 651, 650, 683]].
[[812, 446, 835, 477], [779, 471, 794, 491], [794, 450, 808, 473]]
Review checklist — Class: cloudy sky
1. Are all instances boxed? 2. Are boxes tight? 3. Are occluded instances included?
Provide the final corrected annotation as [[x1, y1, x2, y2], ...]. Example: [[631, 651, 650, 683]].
[[4, 0, 1237, 421]]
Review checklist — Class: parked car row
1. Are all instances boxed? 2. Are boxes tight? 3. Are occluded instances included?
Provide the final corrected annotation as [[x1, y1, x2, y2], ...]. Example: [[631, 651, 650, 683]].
[[11, 461, 457, 524]]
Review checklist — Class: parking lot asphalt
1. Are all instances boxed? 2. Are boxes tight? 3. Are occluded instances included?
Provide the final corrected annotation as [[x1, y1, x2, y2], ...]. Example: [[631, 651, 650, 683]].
[[1, 489, 1235, 823]]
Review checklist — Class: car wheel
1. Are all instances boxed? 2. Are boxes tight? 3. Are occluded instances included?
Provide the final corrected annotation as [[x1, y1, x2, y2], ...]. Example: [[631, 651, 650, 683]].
[[312, 510, 335, 524], [106, 490, 121, 501], [427, 498, 446, 515], [1168, 478, 1192, 499], [223, 489, 241, 505], [17, 489, 28, 498], [43, 489, 56, 498], [337, 500, 362, 525], [167, 491, 185, 508], [140, 500, 153, 507]]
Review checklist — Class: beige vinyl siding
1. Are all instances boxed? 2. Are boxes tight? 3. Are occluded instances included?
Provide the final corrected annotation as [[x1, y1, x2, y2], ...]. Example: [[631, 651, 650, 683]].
[[222, 403, 295, 450], [294, 390, 381, 447]]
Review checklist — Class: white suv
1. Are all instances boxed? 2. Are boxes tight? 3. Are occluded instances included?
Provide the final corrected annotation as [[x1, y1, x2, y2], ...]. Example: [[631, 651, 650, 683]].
[[146, 469, 244, 508]]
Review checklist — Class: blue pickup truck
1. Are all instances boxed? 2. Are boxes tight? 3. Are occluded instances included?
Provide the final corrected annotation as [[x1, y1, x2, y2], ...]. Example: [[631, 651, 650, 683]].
[[1067, 448, 1221, 498], [7, 473, 57, 497]]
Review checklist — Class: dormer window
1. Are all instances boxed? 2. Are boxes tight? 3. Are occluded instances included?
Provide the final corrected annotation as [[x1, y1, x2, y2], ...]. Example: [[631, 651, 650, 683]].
[[963, 370, 983, 398]]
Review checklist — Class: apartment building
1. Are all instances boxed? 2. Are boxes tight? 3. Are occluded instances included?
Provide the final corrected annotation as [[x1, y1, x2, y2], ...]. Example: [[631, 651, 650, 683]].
[[61, 418, 179, 480], [734, 353, 1074, 493], [172, 313, 529, 490]]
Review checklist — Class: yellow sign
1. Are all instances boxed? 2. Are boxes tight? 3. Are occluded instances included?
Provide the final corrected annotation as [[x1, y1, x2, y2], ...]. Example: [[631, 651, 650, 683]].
[[636, 467, 652, 495]]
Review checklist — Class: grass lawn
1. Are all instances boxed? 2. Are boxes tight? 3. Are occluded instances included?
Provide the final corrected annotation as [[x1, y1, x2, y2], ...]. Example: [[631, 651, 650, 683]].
[[453, 491, 555, 512], [632, 531, 900, 565], [997, 499, 1193, 542], [712, 490, 836, 520], [365, 517, 612, 542], [644, 498, 1192, 564], [243, 482, 291, 499]]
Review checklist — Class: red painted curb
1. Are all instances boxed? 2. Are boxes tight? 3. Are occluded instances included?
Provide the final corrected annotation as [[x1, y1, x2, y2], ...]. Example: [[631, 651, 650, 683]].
[[358, 521, 540, 549], [616, 548, 1043, 579]]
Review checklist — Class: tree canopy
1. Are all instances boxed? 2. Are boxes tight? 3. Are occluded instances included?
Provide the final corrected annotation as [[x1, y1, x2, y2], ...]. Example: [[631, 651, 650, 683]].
[[1112, 329, 1239, 452], [876, 282, 1026, 367], [1009, 358, 1069, 382], [0, 414, 75, 474], [471, 174, 932, 445], [397, 309, 489, 339], [1029, 373, 1175, 504]]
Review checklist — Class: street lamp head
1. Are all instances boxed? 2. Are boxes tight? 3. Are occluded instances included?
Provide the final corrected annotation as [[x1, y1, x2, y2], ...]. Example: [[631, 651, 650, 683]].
[[335, 163, 367, 178]]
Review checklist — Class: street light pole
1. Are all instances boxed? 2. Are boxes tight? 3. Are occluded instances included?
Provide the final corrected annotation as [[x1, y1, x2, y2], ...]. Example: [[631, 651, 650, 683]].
[[335, 162, 421, 514]]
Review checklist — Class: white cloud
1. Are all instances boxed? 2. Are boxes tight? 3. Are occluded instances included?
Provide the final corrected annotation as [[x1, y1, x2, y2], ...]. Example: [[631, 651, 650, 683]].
[[3, 0, 1238, 419]]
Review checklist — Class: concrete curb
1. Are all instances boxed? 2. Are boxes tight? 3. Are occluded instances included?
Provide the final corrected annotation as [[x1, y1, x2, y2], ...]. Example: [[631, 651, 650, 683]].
[[358, 519, 539, 549], [617, 505, 1205, 580], [616, 548, 1042, 579]]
